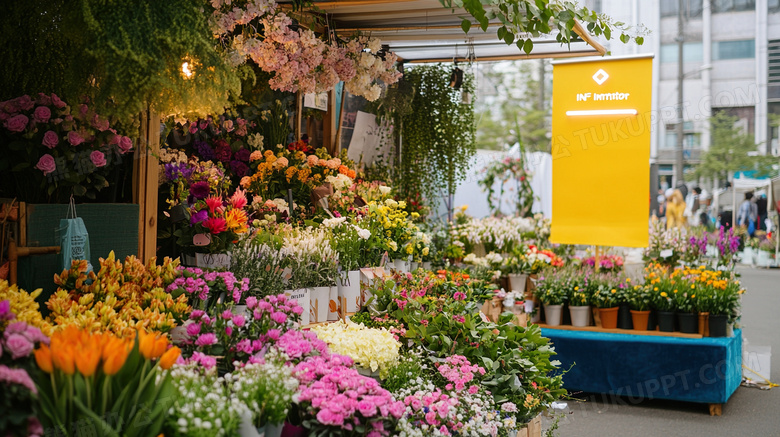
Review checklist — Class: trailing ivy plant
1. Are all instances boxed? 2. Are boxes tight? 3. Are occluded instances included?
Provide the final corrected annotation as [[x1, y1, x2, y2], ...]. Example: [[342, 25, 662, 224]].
[[441, 0, 646, 54], [0, 0, 243, 123], [397, 64, 476, 216]]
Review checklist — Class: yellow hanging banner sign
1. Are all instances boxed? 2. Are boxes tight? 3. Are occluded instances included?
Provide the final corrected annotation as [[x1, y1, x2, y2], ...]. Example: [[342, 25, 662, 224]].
[[551, 55, 653, 248]]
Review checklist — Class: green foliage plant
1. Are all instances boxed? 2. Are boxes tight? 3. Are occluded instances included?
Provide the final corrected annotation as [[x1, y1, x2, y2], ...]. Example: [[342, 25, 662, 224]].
[[397, 64, 476, 212], [366, 272, 566, 424], [627, 284, 651, 311], [443, 0, 646, 54], [0, 0, 242, 123]]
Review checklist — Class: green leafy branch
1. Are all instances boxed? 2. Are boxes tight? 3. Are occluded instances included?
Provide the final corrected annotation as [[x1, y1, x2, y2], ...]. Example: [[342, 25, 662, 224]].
[[441, 0, 647, 54]]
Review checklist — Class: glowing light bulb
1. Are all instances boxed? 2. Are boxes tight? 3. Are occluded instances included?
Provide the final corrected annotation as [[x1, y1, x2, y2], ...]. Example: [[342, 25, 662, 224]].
[[181, 62, 193, 78]]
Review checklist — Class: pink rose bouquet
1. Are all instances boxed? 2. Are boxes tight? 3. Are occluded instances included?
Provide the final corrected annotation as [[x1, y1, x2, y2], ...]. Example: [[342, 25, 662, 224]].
[[394, 377, 518, 436], [0, 93, 134, 203]]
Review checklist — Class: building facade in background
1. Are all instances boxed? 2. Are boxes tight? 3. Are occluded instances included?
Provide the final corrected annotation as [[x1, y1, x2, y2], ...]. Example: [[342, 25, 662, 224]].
[[589, 0, 778, 191]]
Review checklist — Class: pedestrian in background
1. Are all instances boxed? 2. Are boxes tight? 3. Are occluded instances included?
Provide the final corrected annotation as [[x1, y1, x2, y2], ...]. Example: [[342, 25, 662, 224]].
[[655, 189, 667, 219], [756, 193, 768, 231], [699, 192, 713, 230], [685, 187, 702, 226], [666, 189, 687, 229], [737, 192, 758, 236]]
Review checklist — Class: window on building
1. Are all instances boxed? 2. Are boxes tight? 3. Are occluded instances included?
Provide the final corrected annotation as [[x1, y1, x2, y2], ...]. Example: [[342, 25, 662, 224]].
[[660, 0, 704, 17], [713, 40, 755, 60], [712, 0, 756, 12], [770, 0, 780, 11], [660, 42, 704, 63], [664, 122, 701, 149], [768, 40, 780, 85]]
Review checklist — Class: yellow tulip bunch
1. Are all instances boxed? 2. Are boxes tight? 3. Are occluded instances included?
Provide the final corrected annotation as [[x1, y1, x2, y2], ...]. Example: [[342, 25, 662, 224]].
[[0, 280, 48, 333], [34, 326, 180, 437], [44, 252, 188, 337]]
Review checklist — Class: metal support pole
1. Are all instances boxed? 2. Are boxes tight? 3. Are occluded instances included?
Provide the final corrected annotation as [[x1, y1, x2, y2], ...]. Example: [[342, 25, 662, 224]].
[[675, 0, 685, 185]]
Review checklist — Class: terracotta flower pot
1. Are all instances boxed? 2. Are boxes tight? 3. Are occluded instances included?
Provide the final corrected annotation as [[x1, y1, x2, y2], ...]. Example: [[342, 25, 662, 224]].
[[598, 307, 619, 329], [630, 310, 651, 331], [698, 312, 710, 336]]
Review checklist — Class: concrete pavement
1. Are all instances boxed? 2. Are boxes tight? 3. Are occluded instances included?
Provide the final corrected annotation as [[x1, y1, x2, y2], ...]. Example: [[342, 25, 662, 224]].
[[548, 267, 780, 437]]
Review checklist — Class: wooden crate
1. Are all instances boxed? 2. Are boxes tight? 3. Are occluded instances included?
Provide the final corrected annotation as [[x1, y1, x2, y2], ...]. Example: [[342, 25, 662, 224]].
[[515, 415, 542, 437]]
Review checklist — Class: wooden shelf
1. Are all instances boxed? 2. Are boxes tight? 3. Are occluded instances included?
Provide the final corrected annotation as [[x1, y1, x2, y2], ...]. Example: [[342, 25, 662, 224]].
[[538, 323, 703, 339]]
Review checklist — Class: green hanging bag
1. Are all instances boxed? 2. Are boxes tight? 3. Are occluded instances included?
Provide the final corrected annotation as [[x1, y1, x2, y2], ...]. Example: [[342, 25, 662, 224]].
[[59, 197, 93, 273]]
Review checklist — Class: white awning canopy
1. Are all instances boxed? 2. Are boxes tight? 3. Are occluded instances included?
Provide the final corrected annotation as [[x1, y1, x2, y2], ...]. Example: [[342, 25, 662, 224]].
[[289, 0, 606, 63]]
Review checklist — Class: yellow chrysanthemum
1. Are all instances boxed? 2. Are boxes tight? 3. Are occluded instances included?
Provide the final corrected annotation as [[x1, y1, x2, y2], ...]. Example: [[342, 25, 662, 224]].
[[225, 208, 249, 234]]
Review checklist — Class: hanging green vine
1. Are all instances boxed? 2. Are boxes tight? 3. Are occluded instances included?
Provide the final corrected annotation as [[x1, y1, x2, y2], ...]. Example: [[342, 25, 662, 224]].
[[0, 0, 242, 123], [397, 64, 476, 211]]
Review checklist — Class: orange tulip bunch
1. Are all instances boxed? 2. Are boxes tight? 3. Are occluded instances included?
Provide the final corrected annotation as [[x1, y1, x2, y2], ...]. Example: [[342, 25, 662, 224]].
[[138, 329, 181, 368], [34, 326, 180, 437], [34, 326, 179, 377]]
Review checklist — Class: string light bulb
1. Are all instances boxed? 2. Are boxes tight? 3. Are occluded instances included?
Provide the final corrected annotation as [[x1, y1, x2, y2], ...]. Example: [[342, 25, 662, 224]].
[[181, 61, 194, 79]]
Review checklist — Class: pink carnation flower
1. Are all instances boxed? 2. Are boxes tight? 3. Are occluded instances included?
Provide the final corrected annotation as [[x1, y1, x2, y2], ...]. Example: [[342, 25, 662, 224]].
[[0, 365, 37, 394], [232, 314, 246, 328], [195, 333, 217, 346], [186, 323, 201, 337], [271, 312, 287, 324]]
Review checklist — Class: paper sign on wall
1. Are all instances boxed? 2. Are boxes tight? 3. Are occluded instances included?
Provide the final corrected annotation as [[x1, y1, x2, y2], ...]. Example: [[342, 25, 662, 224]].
[[303, 92, 328, 111], [551, 56, 653, 248], [347, 111, 379, 163]]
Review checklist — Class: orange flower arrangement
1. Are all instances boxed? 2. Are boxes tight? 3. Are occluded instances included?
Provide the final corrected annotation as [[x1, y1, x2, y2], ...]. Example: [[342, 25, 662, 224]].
[[44, 252, 188, 337], [34, 326, 179, 436], [244, 147, 358, 214]]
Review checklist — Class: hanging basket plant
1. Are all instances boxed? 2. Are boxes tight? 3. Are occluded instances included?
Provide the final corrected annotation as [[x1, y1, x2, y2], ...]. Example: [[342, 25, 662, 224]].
[[208, 0, 402, 100], [396, 64, 476, 217], [478, 151, 535, 217]]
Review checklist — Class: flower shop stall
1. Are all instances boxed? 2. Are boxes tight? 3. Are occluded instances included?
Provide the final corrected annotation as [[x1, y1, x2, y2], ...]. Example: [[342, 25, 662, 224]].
[[541, 328, 742, 416], [0, 1, 658, 436], [442, 204, 749, 415], [527, 225, 745, 415]]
